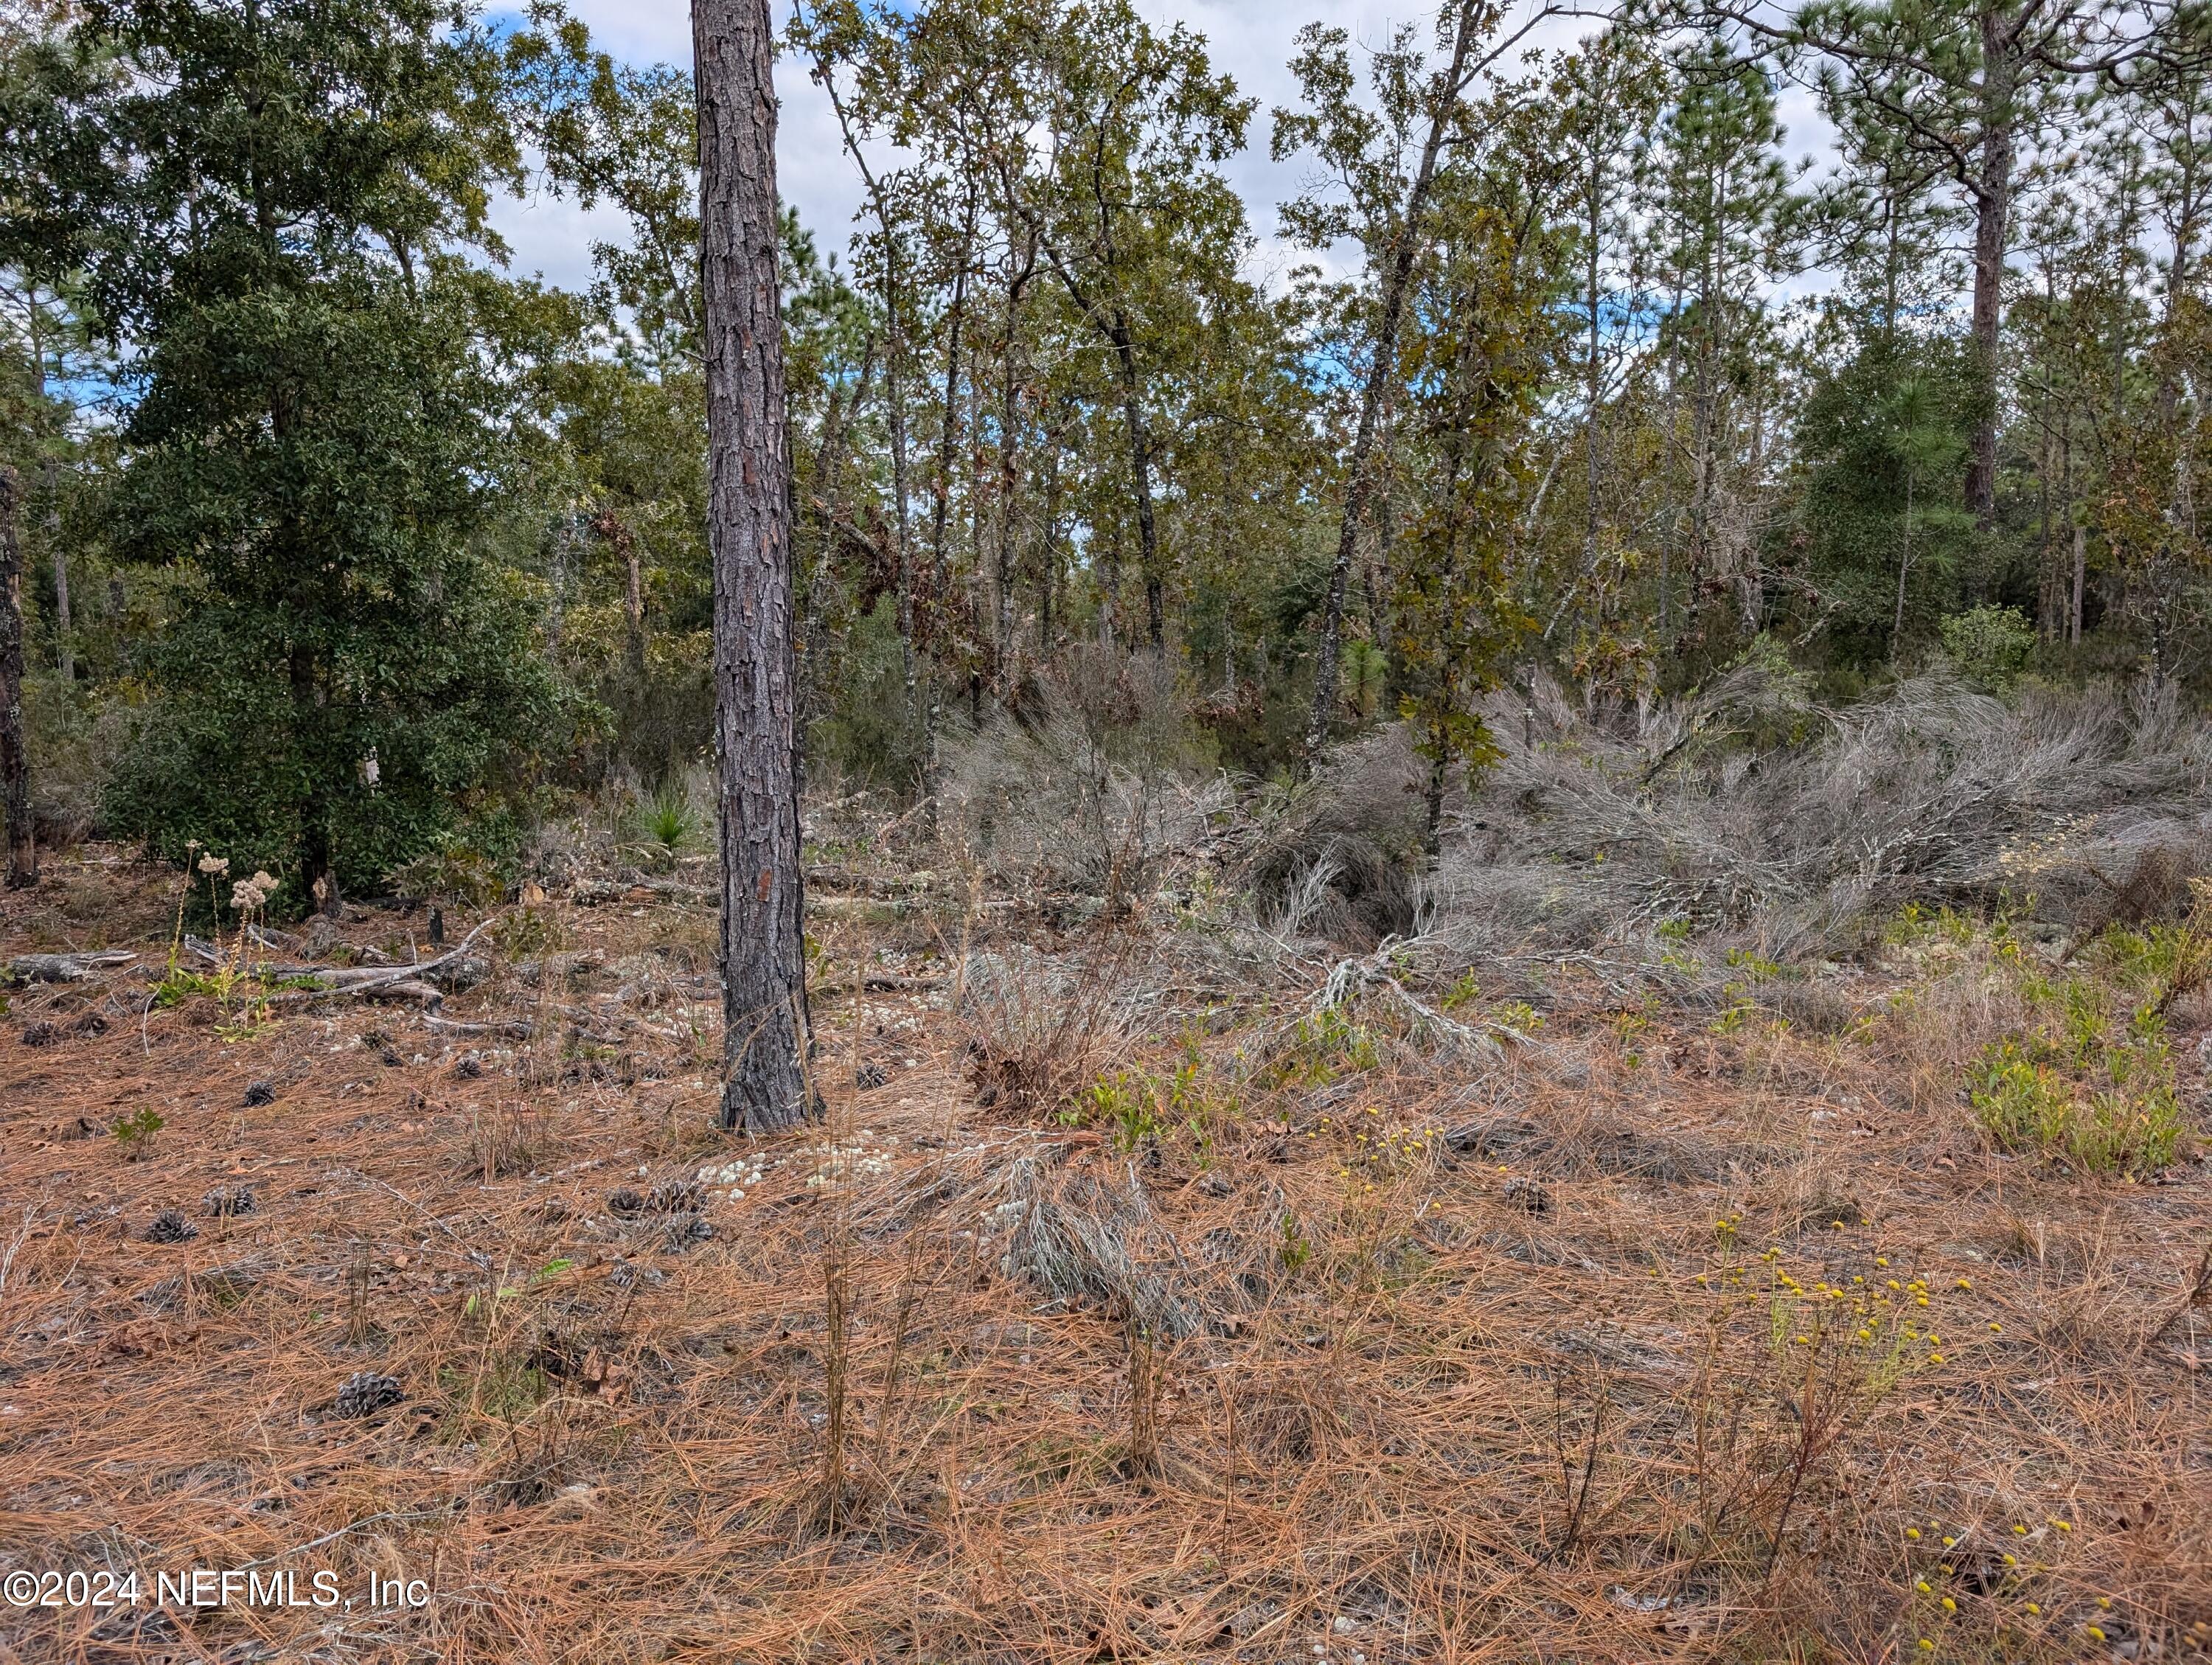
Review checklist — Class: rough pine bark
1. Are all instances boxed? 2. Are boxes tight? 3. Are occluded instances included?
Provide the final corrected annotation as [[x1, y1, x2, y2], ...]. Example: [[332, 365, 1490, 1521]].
[[695, 0, 810, 1133], [0, 466, 34, 889]]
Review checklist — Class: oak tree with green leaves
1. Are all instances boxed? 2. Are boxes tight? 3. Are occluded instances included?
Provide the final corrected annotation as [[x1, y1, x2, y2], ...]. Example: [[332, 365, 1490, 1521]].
[[1, 0, 560, 910]]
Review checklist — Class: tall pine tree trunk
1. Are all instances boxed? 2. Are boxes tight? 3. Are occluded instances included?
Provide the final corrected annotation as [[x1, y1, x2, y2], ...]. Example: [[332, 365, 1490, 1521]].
[[0, 467, 33, 889], [695, 0, 809, 1133]]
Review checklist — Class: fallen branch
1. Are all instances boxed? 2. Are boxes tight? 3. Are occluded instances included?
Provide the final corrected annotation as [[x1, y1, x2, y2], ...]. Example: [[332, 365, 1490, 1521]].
[[355, 979, 443, 1009], [423, 1016, 538, 1040], [9, 950, 136, 984], [810, 973, 945, 1000], [2146, 1242, 2212, 1351], [255, 919, 500, 1009], [182, 935, 409, 986]]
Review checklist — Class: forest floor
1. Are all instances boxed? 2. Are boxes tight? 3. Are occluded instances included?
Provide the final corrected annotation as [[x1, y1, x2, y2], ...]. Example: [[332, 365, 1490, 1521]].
[[2, 844, 2211, 1665]]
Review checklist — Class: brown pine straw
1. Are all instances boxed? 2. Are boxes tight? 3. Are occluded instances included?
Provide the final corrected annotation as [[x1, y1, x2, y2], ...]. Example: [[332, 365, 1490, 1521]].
[[1, 853, 2208, 1664]]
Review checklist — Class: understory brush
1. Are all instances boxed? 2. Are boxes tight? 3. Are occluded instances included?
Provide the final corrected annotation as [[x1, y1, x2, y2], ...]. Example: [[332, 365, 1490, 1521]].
[[1420, 664, 2212, 967]]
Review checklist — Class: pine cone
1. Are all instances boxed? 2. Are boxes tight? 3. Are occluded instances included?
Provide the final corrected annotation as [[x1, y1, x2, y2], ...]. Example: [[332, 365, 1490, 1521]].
[[661, 1212, 714, 1251], [242, 1080, 276, 1107], [856, 1062, 888, 1089], [647, 1179, 703, 1213], [605, 1186, 644, 1217], [145, 1209, 199, 1244], [202, 1184, 257, 1219], [332, 1371, 405, 1419], [1503, 1177, 1552, 1217]]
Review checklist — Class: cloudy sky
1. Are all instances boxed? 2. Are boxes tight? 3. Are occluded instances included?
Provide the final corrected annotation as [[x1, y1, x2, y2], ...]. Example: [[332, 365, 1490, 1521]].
[[489, 0, 1840, 296]]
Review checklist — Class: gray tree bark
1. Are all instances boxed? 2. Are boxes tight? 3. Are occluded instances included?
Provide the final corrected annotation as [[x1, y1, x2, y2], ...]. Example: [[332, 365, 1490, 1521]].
[[695, 0, 810, 1132], [1305, 0, 1484, 761], [0, 466, 35, 889]]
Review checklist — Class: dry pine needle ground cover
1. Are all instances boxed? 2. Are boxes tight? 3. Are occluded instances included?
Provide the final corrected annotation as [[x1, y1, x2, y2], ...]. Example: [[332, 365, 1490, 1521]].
[[1, 850, 2210, 1665]]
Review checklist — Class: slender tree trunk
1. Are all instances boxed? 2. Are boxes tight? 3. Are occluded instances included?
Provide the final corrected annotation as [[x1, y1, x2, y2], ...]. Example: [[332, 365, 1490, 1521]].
[[0, 467, 33, 889], [1107, 313, 1165, 652], [1658, 274, 1684, 642], [1307, 0, 1484, 760], [1964, 7, 2015, 526], [925, 193, 977, 778], [1741, 381, 1767, 634], [1582, 168, 1604, 590], [995, 281, 1028, 680], [809, 49, 914, 717], [625, 539, 647, 678], [1893, 470, 1915, 655], [1423, 733, 1449, 860], [34, 456, 70, 684], [26, 312, 70, 689], [2035, 416, 2053, 639], [888, 326, 916, 715], [1369, 466, 1397, 651], [1039, 408, 1062, 650], [696, 0, 809, 1133], [2068, 521, 2086, 647], [1099, 529, 1119, 644], [801, 338, 872, 730]]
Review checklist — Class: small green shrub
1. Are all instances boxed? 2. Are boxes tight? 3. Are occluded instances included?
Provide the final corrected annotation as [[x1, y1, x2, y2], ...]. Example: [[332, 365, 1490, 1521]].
[[1075, 1070, 1169, 1152], [114, 1107, 164, 1160], [1966, 1037, 2183, 1175], [1070, 1052, 1228, 1153], [641, 787, 697, 854], [1938, 604, 2034, 689], [1266, 1004, 1382, 1087], [389, 832, 507, 908]]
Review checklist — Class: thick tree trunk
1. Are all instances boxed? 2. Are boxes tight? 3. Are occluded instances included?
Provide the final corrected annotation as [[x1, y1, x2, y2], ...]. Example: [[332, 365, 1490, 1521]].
[[695, 0, 810, 1133], [1307, 0, 1483, 759], [0, 467, 34, 889], [1964, 7, 2014, 526]]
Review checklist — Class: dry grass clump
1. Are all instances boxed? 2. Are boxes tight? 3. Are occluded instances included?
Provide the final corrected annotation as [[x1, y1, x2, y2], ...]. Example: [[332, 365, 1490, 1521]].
[[1422, 667, 2212, 967], [1238, 729, 1433, 948], [2, 852, 2208, 1665], [939, 646, 1231, 908]]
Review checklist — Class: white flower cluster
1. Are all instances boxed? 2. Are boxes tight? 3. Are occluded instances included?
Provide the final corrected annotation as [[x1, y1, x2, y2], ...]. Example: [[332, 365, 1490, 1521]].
[[803, 1131, 899, 1188], [230, 869, 279, 911], [695, 1158, 766, 1201]]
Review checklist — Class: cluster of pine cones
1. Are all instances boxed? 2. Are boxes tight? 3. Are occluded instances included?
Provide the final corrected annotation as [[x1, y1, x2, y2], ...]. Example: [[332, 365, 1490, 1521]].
[[332, 1372, 405, 1419]]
